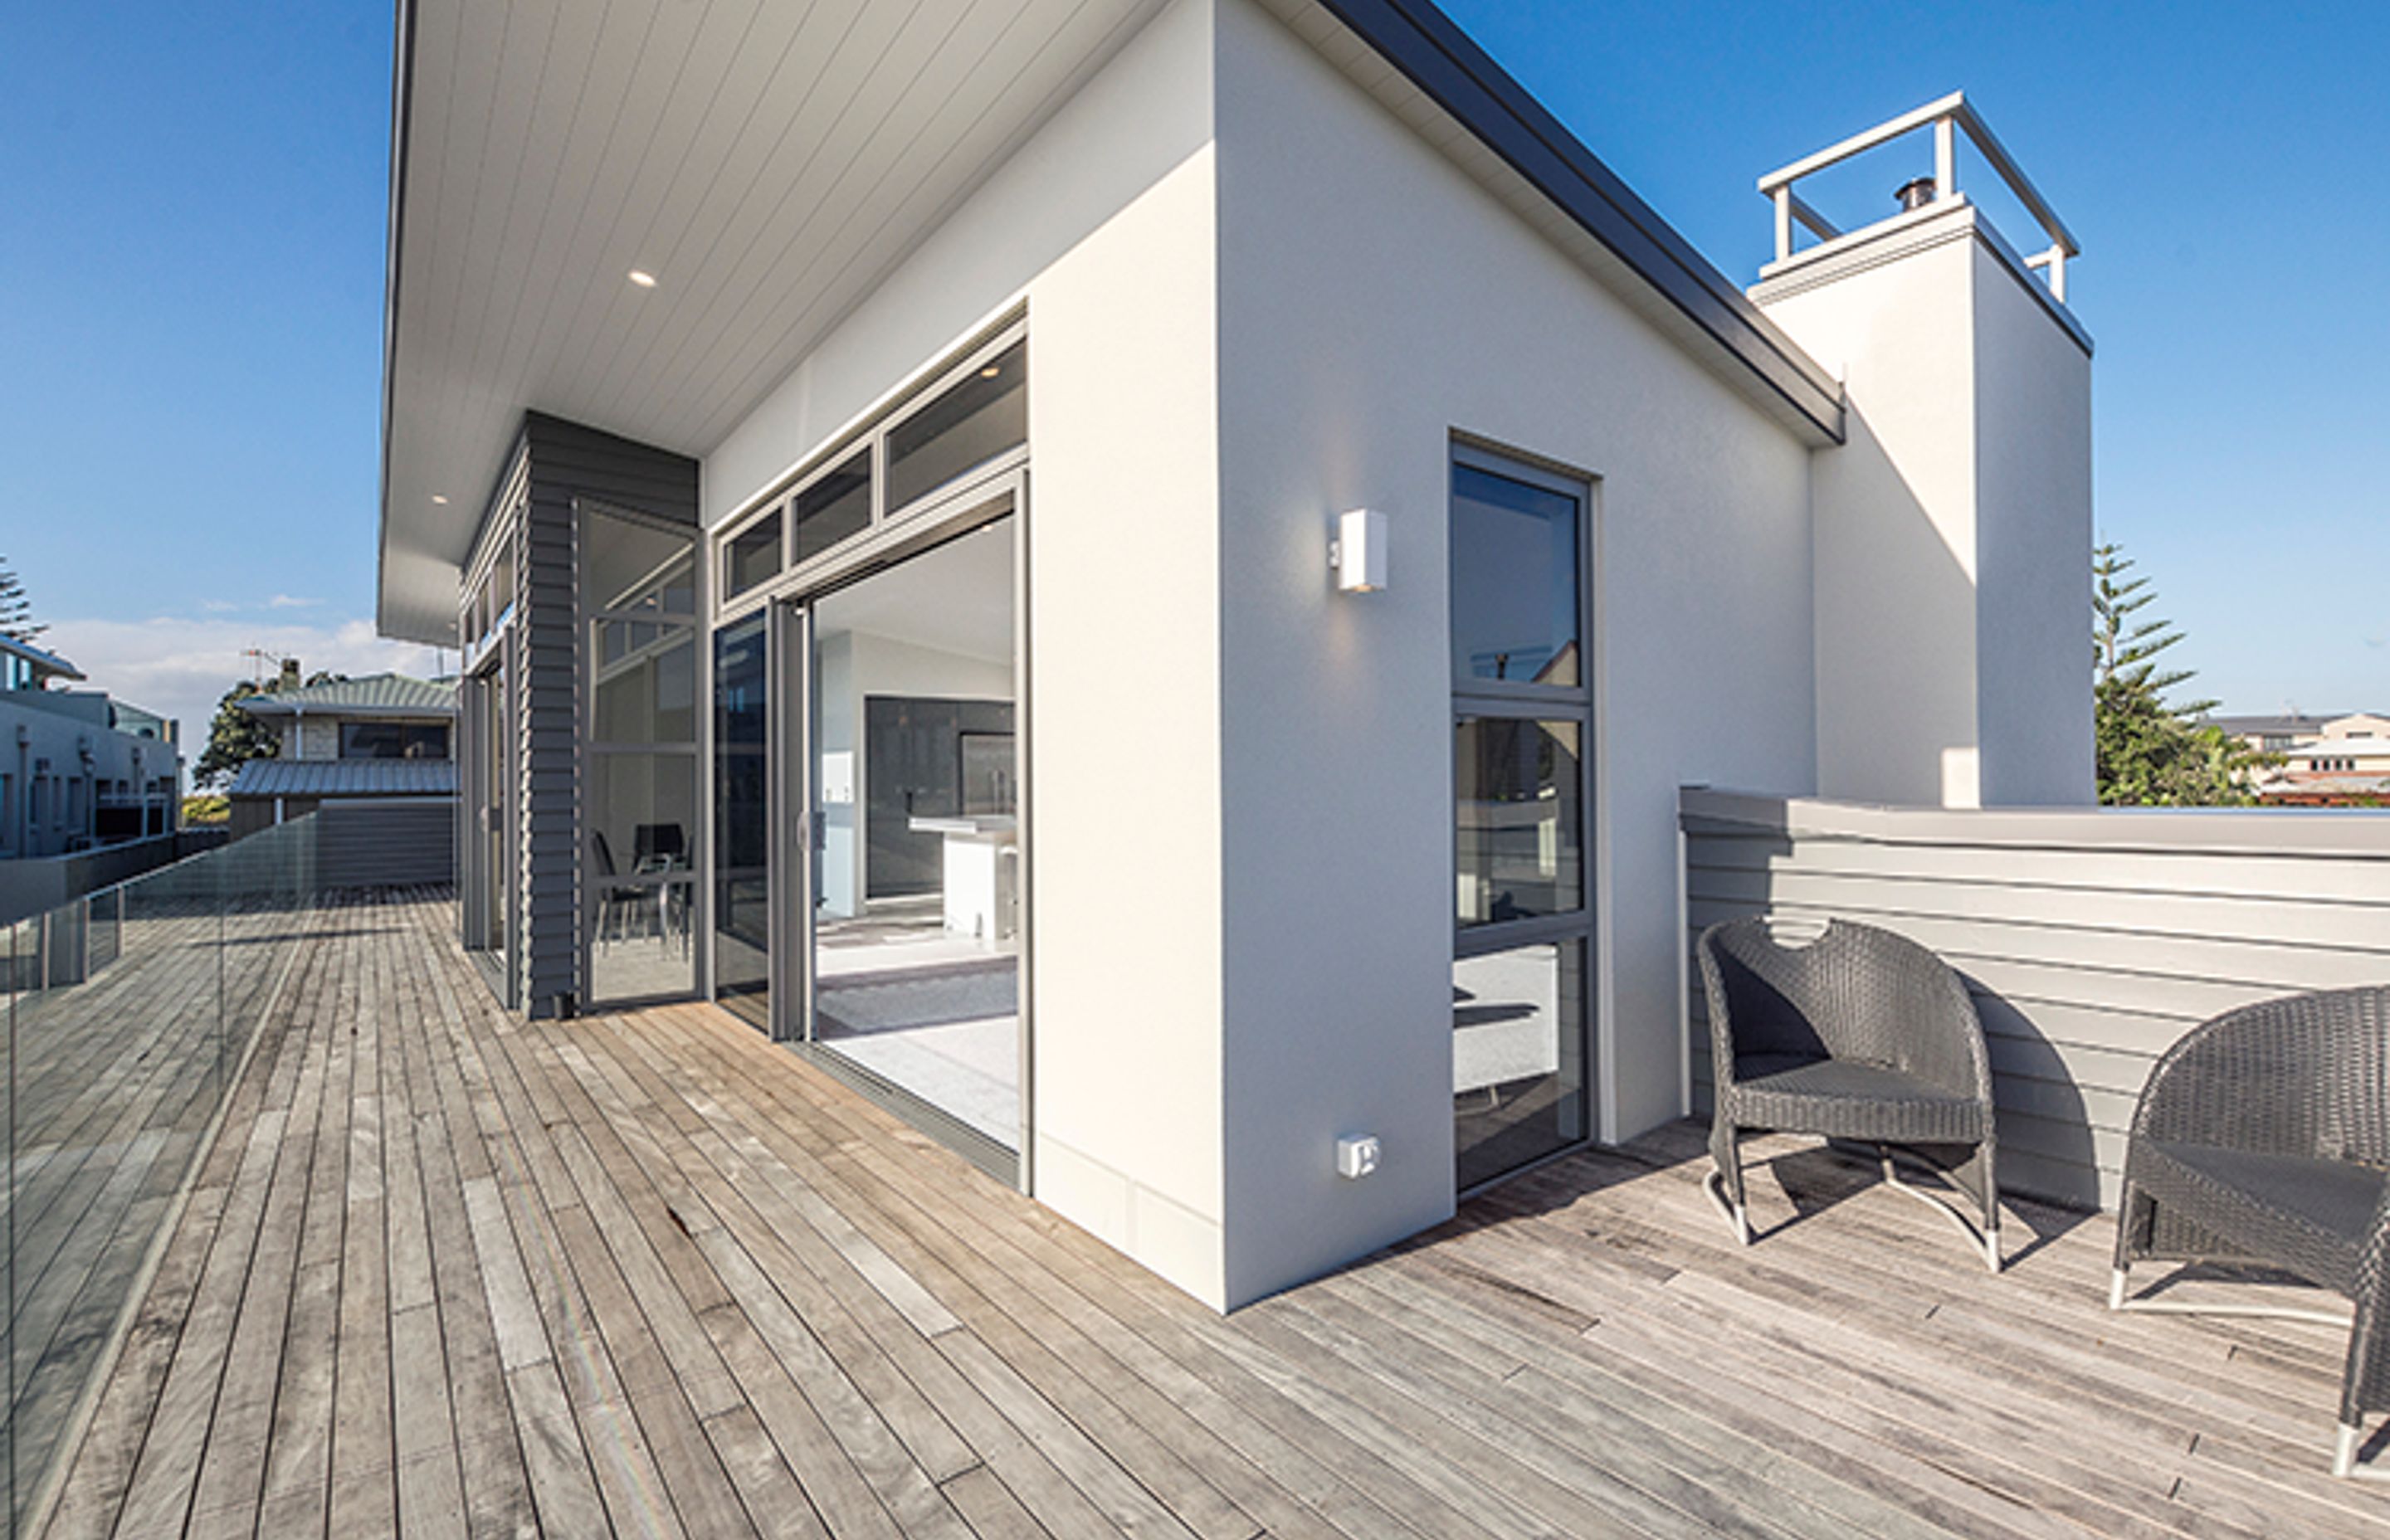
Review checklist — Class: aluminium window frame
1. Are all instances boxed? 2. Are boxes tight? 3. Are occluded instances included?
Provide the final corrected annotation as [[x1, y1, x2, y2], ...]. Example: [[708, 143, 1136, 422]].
[[1449, 436, 1601, 1196], [712, 318, 1027, 630]]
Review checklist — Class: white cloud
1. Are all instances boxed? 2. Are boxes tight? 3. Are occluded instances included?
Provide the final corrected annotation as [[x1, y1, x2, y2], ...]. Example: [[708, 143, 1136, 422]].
[[266, 594, 325, 609], [38, 615, 454, 776]]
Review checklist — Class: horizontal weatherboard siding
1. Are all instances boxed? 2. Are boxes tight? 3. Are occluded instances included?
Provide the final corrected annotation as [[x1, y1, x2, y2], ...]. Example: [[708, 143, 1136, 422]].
[[315, 799, 456, 888], [1680, 787, 2390, 1211]]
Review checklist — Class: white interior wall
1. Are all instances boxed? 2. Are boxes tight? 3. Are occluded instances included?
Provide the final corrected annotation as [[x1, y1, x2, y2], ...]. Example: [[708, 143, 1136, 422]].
[[812, 631, 1014, 919], [1211, 0, 1817, 1307]]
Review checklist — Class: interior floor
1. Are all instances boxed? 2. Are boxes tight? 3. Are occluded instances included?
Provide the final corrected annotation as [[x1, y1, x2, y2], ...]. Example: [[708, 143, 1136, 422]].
[[816, 895, 1019, 1148]]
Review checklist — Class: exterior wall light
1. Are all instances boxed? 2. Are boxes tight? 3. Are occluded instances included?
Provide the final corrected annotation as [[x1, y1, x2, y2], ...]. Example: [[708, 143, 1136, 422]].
[[1330, 508, 1388, 593]]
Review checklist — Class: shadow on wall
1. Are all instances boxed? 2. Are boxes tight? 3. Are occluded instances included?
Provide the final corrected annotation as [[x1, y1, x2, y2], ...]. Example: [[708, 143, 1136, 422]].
[[1967, 981, 2099, 1209], [1815, 400, 1981, 807]]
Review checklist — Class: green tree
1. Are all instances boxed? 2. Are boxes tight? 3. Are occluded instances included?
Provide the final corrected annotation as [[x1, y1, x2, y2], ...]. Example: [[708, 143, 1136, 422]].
[[2093, 542, 2273, 806], [195, 681, 281, 788], [0, 556, 43, 643], [195, 670, 348, 787]]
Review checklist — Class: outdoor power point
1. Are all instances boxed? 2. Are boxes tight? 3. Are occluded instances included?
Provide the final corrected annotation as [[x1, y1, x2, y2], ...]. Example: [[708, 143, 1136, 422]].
[[1334, 1134, 1381, 1180]]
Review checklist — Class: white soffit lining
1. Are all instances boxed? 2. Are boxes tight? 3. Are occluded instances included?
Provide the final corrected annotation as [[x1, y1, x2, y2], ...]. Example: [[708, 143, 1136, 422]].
[[379, 0, 1166, 645]]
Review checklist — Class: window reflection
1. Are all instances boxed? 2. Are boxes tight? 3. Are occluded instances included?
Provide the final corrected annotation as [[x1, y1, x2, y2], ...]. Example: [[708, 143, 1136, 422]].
[[1451, 464, 1579, 687], [796, 451, 873, 562], [1455, 716, 1582, 926], [885, 342, 1026, 512], [726, 511, 782, 597], [1454, 941, 1586, 1189], [714, 616, 769, 1026], [584, 509, 696, 615]]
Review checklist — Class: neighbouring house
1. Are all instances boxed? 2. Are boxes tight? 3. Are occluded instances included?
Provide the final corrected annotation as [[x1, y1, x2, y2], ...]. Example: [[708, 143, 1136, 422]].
[[1, 632, 181, 859], [2212, 711, 2338, 755], [227, 672, 460, 882], [2264, 725, 2390, 805], [2213, 710, 2390, 802], [376, 0, 2093, 1310]]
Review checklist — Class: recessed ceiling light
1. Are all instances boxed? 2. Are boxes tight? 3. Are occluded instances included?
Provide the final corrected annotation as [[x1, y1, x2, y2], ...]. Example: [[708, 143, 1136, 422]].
[[627, 270, 658, 288], [979, 364, 1000, 378], [431, 494, 449, 504]]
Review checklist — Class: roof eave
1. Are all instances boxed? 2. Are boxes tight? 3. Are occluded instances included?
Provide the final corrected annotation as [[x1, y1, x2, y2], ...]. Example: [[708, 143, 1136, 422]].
[[1268, 0, 1844, 445]]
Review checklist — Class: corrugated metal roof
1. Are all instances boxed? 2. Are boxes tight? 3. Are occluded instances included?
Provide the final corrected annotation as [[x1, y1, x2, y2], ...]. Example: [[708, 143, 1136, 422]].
[[226, 758, 458, 798], [239, 673, 456, 718]]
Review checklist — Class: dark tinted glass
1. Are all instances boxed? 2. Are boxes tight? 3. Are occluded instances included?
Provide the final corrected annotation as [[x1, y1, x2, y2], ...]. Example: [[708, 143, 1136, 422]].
[[885, 341, 1025, 511], [714, 615, 769, 1024], [1451, 463, 1579, 687], [795, 451, 873, 563], [726, 511, 782, 597], [1455, 939, 1586, 1188], [339, 723, 450, 760], [1455, 716, 1583, 926]]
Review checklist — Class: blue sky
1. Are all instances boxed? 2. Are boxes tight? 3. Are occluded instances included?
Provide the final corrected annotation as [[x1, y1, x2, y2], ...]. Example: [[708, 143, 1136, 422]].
[[2, 0, 2385, 742]]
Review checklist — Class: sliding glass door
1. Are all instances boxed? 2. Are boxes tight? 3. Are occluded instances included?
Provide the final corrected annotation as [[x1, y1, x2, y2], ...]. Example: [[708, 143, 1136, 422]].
[[801, 514, 1020, 1160]]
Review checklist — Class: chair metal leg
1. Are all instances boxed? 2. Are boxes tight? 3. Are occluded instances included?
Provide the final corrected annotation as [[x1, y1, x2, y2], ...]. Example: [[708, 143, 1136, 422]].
[[2107, 1263, 2353, 1328], [1701, 1167, 1751, 1246], [2335, 1421, 2361, 1479], [1878, 1148, 2001, 1272]]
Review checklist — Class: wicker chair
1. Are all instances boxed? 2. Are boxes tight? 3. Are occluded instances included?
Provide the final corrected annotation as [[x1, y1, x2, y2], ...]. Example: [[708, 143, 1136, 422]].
[[2110, 985, 2390, 1478], [1698, 918, 2000, 1270]]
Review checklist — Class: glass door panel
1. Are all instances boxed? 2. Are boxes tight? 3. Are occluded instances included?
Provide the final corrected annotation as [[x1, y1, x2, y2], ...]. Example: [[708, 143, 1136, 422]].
[[801, 515, 1020, 1154]]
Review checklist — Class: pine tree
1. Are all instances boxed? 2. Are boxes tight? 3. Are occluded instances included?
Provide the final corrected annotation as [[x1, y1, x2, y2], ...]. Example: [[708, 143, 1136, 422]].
[[0, 556, 43, 643], [195, 681, 282, 788], [2092, 542, 2272, 806]]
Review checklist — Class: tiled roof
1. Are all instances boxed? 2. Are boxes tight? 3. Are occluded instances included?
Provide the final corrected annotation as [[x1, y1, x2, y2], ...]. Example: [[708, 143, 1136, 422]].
[[227, 758, 457, 798], [238, 673, 456, 718]]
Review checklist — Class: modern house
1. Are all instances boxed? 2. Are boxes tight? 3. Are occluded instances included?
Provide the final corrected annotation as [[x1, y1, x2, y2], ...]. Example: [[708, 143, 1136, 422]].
[[1, 632, 181, 859], [377, 0, 2092, 1310]]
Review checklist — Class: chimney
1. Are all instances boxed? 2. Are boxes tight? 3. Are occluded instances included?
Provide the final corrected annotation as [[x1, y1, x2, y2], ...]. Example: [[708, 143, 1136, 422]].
[[1750, 93, 2092, 810], [278, 658, 301, 692]]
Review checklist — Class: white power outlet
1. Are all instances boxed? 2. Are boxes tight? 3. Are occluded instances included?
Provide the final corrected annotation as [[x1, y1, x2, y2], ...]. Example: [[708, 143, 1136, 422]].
[[1334, 1134, 1381, 1180]]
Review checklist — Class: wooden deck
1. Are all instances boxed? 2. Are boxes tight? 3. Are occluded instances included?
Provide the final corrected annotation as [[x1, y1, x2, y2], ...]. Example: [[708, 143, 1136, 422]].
[[39, 890, 2390, 1539]]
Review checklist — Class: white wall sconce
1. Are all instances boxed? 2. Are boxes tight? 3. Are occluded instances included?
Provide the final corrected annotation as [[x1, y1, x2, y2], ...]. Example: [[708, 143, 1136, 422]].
[[1329, 509, 1388, 593]]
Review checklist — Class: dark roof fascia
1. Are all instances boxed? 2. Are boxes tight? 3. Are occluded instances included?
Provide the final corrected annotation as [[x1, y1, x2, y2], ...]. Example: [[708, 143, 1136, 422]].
[[1305, 0, 1845, 444], [375, 0, 420, 640]]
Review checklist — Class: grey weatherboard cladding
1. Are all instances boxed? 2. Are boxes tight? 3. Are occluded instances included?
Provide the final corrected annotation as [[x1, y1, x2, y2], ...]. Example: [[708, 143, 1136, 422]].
[[505, 412, 700, 1018]]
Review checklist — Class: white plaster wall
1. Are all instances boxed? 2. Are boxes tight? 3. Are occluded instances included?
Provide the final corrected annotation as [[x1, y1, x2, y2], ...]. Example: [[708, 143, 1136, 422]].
[[1756, 207, 2094, 811], [702, 0, 1215, 530], [701, 0, 1231, 1307], [1971, 242, 2094, 807], [1211, 0, 1816, 1306], [1756, 220, 1983, 807]]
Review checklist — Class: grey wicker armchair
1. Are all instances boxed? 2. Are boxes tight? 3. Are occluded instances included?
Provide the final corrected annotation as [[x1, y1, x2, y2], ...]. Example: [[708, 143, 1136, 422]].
[[1698, 918, 2000, 1270], [2110, 985, 2390, 1478]]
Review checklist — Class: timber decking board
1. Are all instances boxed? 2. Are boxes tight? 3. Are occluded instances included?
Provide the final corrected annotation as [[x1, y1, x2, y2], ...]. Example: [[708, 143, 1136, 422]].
[[36, 889, 2390, 1538]]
